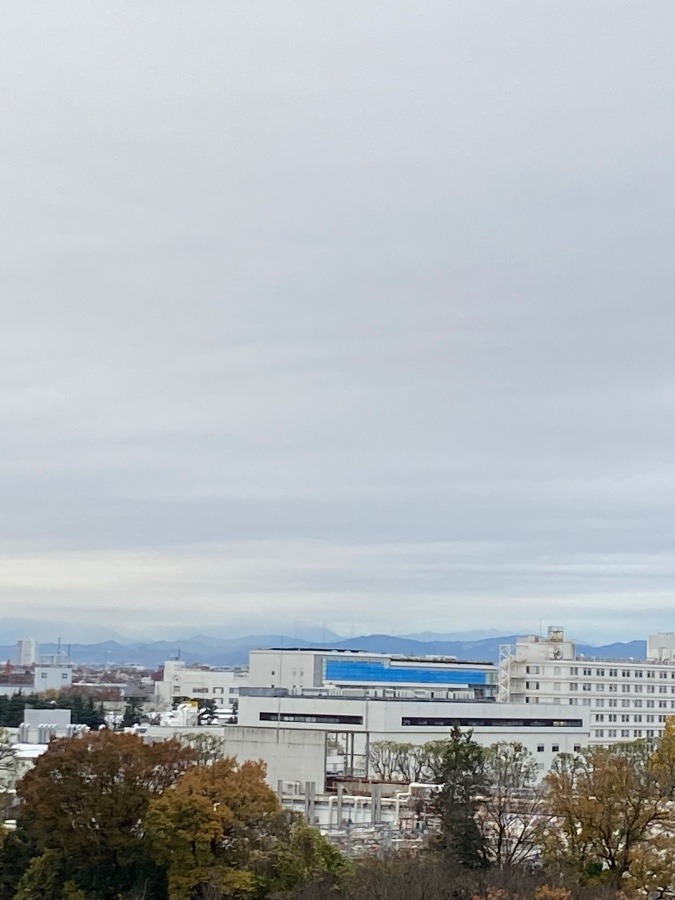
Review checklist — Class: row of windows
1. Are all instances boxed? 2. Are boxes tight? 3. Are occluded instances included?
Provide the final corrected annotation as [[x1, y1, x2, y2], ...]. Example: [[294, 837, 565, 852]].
[[595, 729, 662, 739], [260, 712, 364, 725], [400, 717, 583, 728], [594, 713, 668, 723], [527, 666, 675, 679], [536, 743, 582, 753], [565, 683, 673, 693], [568, 698, 674, 709]]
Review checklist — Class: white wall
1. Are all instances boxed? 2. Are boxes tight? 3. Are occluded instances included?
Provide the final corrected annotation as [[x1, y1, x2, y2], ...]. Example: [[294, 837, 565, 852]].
[[142, 724, 327, 791], [237, 694, 589, 775]]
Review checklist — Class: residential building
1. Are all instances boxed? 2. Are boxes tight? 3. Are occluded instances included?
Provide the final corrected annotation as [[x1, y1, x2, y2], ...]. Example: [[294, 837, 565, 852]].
[[154, 659, 248, 707], [500, 626, 675, 745]]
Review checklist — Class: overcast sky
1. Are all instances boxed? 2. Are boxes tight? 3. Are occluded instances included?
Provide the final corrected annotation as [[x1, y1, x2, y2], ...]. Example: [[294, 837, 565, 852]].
[[1, 2, 675, 642]]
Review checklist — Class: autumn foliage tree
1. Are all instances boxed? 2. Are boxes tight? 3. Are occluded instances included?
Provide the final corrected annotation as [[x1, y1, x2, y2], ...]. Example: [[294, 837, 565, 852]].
[[145, 757, 343, 900], [14, 731, 197, 899], [542, 741, 673, 888]]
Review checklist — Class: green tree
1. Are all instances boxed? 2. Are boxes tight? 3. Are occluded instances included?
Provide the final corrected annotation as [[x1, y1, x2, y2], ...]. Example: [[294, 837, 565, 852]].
[[542, 741, 672, 887], [16, 731, 197, 899], [122, 696, 144, 728], [146, 757, 289, 899], [433, 725, 488, 869]]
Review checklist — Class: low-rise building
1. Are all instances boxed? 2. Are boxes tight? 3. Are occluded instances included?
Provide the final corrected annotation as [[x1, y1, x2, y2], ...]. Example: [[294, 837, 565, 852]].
[[154, 659, 248, 707]]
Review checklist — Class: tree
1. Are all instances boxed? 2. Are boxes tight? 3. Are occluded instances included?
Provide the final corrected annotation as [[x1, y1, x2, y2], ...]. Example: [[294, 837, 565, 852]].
[[433, 725, 488, 869], [479, 742, 544, 868], [542, 741, 672, 887], [145, 756, 283, 899], [16, 731, 198, 899], [122, 696, 144, 729]]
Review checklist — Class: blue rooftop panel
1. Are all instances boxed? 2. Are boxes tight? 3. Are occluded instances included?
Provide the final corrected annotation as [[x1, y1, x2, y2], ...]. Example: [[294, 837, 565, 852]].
[[324, 659, 487, 686]]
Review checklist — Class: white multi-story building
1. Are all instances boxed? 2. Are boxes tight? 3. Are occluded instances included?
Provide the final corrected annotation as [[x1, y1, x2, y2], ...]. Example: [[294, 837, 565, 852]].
[[17, 639, 38, 667], [237, 690, 588, 775], [500, 627, 675, 746], [154, 659, 248, 707], [248, 648, 497, 701]]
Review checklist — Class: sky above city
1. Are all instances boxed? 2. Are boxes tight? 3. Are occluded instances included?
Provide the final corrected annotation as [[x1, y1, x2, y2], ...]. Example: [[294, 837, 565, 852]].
[[2, 2, 675, 643]]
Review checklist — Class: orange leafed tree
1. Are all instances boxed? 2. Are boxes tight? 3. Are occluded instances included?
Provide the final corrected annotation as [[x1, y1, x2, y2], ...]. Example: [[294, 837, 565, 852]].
[[16, 731, 197, 899]]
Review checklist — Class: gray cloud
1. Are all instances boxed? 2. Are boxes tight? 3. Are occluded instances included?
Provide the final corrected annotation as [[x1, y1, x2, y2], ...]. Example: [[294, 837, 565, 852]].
[[1, 2, 675, 641]]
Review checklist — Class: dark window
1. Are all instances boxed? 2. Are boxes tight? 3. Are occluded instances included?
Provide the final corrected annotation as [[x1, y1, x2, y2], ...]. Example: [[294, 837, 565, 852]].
[[400, 716, 583, 728], [259, 712, 363, 725]]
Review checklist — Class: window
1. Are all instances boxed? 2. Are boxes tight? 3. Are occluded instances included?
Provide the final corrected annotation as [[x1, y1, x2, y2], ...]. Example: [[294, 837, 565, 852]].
[[537, 744, 544, 753], [583, 667, 592, 676], [634, 729, 643, 738], [608, 730, 617, 738], [526, 666, 540, 674], [634, 685, 643, 693], [609, 668, 617, 677], [573, 744, 581, 752], [647, 685, 656, 693], [622, 714, 630, 722], [660, 686, 668, 693], [622, 699, 631, 707], [570, 667, 579, 676], [261, 712, 363, 725], [609, 684, 618, 693], [594, 731, 604, 738], [596, 699, 605, 707], [609, 699, 618, 707], [634, 715, 643, 723], [596, 684, 605, 692], [213, 687, 224, 694], [647, 700, 655, 708], [622, 685, 631, 693], [622, 670, 630, 678], [635, 670, 643, 678], [61, 673, 69, 679], [40, 672, 47, 679], [594, 714, 604, 722], [634, 700, 643, 708], [526, 681, 540, 690], [621, 729, 630, 737], [552, 744, 559, 752], [569, 682, 578, 691], [582, 698, 592, 706], [608, 714, 617, 722], [583, 683, 592, 692], [596, 668, 605, 676]]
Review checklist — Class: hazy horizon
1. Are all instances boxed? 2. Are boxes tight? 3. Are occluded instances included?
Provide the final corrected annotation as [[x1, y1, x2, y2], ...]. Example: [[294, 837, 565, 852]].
[[2, 3, 675, 641]]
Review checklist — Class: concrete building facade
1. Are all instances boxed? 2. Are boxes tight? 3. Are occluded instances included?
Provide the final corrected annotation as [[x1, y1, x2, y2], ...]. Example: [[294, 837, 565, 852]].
[[248, 648, 497, 701], [237, 690, 588, 775], [500, 627, 675, 745], [154, 659, 248, 707]]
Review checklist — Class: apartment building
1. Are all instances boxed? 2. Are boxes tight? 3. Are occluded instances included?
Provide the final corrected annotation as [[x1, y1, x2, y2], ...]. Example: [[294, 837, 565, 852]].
[[154, 659, 248, 706], [500, 627, 675, 745]]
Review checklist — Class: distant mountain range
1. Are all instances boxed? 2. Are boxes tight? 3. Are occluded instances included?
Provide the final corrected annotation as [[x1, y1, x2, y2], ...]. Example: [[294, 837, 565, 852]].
[[0, 632, 648, 668]]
